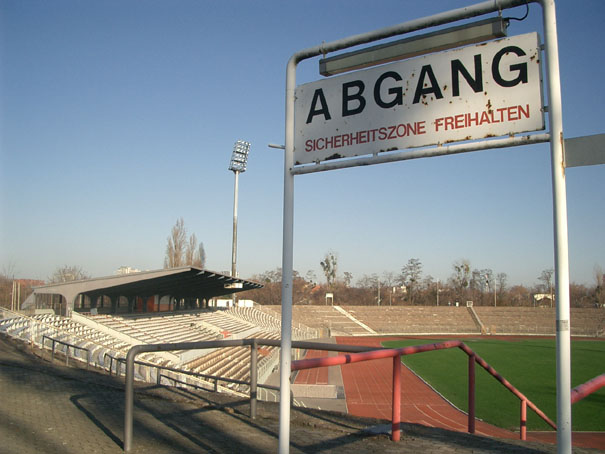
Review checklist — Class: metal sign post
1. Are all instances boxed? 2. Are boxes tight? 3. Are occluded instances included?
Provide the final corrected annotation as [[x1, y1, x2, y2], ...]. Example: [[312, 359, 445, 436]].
[[541, 1, 571, 449], [280, 1, 571, 453]]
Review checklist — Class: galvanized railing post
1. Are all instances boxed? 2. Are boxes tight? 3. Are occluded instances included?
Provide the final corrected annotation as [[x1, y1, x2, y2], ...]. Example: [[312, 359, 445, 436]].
[[124, 346, 139, 453], [468, 353, 476, 434], [392, 354, 401, 441], [51, 339, 56, 364], [250, 338, 258, 419]]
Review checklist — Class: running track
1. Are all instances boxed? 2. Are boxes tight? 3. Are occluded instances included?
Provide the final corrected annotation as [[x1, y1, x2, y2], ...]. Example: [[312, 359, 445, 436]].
[[295, 336, 605, 450]]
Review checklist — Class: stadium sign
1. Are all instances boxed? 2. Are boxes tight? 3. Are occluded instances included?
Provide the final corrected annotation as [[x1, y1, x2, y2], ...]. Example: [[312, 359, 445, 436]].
[[294, 32, 544, 165]]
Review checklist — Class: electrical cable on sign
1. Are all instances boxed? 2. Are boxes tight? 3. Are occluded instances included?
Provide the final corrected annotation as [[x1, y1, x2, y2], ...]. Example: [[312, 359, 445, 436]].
[[506, 1, 530, 22]]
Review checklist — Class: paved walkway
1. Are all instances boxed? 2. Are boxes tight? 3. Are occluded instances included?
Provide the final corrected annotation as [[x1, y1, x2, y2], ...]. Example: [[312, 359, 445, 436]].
[[0, 333, 602, 453]]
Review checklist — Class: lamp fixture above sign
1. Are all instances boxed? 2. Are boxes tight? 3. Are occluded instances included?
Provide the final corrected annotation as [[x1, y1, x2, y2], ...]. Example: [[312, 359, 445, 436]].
[[319, 17, 508, 77]]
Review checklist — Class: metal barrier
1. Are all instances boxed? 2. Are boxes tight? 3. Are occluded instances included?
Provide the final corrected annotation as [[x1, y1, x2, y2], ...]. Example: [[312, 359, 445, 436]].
[[291, 340, 557, 442], [104, 350, 281, 396], [123, 338, 377, 452], [571, 373, 605, 404], [42, 335, 90, 369], [103, 352, 125, 377]]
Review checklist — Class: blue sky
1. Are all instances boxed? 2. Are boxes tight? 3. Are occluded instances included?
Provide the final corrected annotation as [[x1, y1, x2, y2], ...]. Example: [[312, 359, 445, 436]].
[[1, 0, 603, 287]]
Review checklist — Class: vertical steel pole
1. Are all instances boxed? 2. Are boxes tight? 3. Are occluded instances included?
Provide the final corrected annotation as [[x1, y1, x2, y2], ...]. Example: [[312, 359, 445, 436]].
[[541, 1, 571, 452], [124, 349, 137, 452], [250, 339, 258, 419], [392, 355, 401, 441], [278, 55, 297, 454], [468, 354, 476, 434], [231, 170, 239, 279]]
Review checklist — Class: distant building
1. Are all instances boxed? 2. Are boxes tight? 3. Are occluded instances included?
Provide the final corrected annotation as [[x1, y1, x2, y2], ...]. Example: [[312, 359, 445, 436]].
[[115, 266, 141, 275], [533, 293, 554, 307], [210, 298, 255, 308]]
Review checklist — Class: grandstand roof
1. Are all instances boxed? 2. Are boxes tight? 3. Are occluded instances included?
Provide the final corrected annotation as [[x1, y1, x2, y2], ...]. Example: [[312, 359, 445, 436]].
[[28, 266, 263, 311]]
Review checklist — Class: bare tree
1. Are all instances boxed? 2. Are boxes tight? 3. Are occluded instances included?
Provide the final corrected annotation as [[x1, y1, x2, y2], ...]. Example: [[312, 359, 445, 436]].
[[382, 271, 397, 289], [537, 268, 554, 307], [594, 265, 604, 307], [164, 218, 187, 268], [343, 271, 353, 287], [48, 265, 90, 283], [371, 273, 381, 305], [538, 268, 554, 293], [164, 218, 205, 268], [320, 251, 338, 287], [401, 258, 423, 304], [496, 272, 508, 293], [305, 269, 317, 285], [198, 242, 206, 268], [356, 274, 375, 289], [382, 271, 398, 306], [0, 263, 17, 308], [451, 259, 471, 301], [185, 232, 204, 267]]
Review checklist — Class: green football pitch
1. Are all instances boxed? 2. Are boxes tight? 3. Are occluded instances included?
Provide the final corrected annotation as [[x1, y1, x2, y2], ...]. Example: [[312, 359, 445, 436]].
[[381, 338, 605, 431]]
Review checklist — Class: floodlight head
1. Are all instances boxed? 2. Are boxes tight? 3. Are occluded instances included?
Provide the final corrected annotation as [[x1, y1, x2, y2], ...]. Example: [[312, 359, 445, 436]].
[[229, 140, 251, 173], [319, 17, 508, 77]]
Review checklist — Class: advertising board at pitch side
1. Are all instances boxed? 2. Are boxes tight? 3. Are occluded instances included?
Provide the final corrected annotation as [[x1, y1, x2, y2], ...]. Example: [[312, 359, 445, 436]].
[[294, 33, 544, 165]]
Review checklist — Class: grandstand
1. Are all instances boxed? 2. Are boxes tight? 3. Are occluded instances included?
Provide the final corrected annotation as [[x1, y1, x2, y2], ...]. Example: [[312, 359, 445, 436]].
[[473, 307, 605, 337], [1, 304, 603, 401], [0, 305, 318, 395], [260, 305, 604, 338]]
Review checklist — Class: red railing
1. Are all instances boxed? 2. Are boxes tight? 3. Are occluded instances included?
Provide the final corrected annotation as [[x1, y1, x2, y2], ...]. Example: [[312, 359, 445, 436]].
[[571, 373, 605, 404], [291, 340, 557, 441]]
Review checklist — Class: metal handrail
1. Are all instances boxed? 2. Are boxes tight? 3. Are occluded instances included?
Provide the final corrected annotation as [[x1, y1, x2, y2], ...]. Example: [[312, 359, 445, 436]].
[[123, 338, 378, 452], [571, 373, 605, 404], [159, 370, 280, 393], [42, 334, 90, 369], [103, 351, 280, 394], [292, 340, 557, 442]]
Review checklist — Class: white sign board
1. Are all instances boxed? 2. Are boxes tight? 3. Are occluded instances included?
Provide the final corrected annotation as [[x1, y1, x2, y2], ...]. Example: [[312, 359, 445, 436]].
[[294, 33, 544, 165]]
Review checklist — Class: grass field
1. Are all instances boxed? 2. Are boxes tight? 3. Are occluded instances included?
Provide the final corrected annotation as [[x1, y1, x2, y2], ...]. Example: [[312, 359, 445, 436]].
[[381, 338, 605, 431]]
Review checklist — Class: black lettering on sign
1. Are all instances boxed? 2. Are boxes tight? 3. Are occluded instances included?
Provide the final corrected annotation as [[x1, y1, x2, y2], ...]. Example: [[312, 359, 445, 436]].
[[374, 71, 403, 109], [342, 80, 366, 117], [492, 46, 528, 88], [413, 65, 444, 104], [306, 89, 331, 124], [451, 54, 483, 96]]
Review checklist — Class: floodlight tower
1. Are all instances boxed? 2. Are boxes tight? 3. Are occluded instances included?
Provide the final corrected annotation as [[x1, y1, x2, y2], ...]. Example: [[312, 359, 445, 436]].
[[228, 140, 251, 278]]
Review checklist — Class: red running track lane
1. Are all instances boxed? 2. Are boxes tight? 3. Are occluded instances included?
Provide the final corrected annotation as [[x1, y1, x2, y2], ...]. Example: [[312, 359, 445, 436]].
[[333, 337, 605, 450], [294, 349, 329, 385], [334, 336, 516, 439]]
